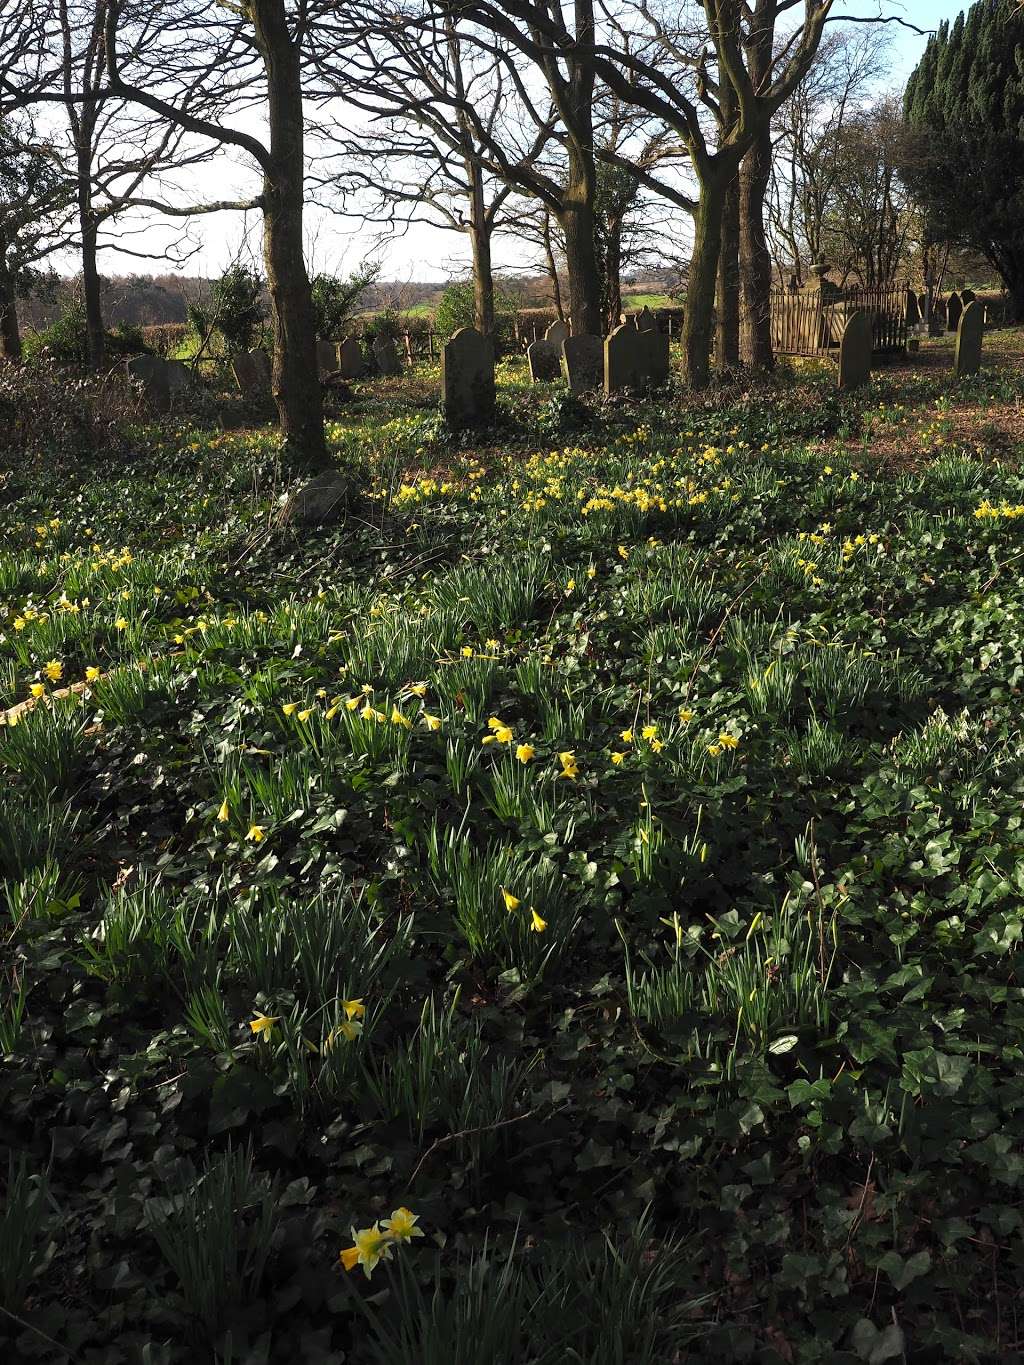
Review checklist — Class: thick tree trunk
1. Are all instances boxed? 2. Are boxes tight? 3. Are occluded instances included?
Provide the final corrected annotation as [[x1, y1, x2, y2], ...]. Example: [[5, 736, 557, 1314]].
[[0, 245, 22, 362], [80, 212, 105, 368], [560, 143, 602, 336], [739, 123, 774, 370], [681, 175, 726, 390], [252, 0, 327, 471], [717, 173, 740, 370]]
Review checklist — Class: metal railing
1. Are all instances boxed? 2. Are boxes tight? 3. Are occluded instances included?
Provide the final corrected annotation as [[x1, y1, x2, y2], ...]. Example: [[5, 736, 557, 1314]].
[[771, 283, 908, 358]]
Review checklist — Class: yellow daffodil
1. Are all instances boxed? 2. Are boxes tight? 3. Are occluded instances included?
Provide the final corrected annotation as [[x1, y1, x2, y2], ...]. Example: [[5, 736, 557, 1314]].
[[297, 708, 312, 722], [708, 744, 723, 757], [461, 645, 473, 657], [345, 696, 361, 710], [381, 1207, 424, 1244], [558, 751, 578, 780], [391, 707, 412, 729], [247, 824, 266, 842], [678, 708, 694, 723], [340, 1224, 392, 1277], [484, 639, 500, 651], [114, 618, 128, 631], [342, 998, 365, 1020], [718, 733, 740, 749], [85, 666, 101, 682], [282, 702, 298, 716], [249, 1012, 280, 1041], [325, 705, 339, 719], [13, 617, 26, 631], [409, 683, 427, 697], [423, 713, 442, 731], [29, 682, 45, 699], [515, 743, 535, 764], [620, 729, 633, 743], [641, 724, 657, 741], [530, 909, 548, 933], [611, 751, 625, 765], [501, 887, 520, 912], [217, 799, 230, 822], [44, 660, 63, 682], [651, 739, 664, 753]]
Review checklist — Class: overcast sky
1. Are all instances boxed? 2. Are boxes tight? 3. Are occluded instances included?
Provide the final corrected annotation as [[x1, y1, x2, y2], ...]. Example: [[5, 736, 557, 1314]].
[[89, 0, 970, 285]]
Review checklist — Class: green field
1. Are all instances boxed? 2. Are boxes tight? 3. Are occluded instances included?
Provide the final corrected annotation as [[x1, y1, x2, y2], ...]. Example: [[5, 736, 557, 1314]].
[[4, 353, 1024, 1360]]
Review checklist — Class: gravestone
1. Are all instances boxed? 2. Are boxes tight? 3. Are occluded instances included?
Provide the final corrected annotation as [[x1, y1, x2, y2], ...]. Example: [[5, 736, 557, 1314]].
[[946, 292, 963, 334], [635, 305, 658, 332], [337, 337, 367, 379], [373, 335, 402, 377], [126, 355, 171, 413], [561, 335, 603, 393], [232, 349, 272, 398], [954, 300, 984, 378], [442, 326, 495, 428], [960, 288, 976, 306], [604, 322, 670, 396], [837, 311, 872, 391], [317, 339, 338, 378], [905, 289, 921, 327], [544, 319, 570, 348], [527, 337, 560, 382]]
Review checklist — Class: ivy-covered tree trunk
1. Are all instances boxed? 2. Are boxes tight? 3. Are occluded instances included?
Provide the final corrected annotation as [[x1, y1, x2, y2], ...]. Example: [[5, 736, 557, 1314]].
[[682, 173, 726, 389], [0, 238, 22, 362], [251, 0, 327, 471], [717, 174, 740, 370]]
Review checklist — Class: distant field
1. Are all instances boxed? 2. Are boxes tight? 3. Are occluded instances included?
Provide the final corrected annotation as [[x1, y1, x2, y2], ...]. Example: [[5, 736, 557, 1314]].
[[621, 291, 677, 309]]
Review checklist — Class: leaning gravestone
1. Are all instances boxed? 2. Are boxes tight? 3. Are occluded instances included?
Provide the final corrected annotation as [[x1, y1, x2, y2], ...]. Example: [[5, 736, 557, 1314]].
[[905, 289, 921, 327], [837, 311, 872, 391], [954, 300, 984, 378], [635, 305, 658, 333], [561, 335, 603, 394], [373, 335, 402, 377], [946, 292, 963, 334], [126, 355, 171, 413], [442, 326, 495, 428], [337, 337, 366, 379], [232, 349, 272, 399], [544, 319, 570, 349], [527, 337, 560, 382]]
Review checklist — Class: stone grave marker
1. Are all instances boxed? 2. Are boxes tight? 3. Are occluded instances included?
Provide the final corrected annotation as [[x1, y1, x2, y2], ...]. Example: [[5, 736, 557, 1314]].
[[635, 305, 658, 332], [527, 337, 560, 382], [317, 339, 338, 378], [337, 337, 367, 379], [561, 335, 603, 393], [442, 326, 495, 428], [946, 292, 963, 333], [373, 335, 402, 376], [604, 323, 670, 396], [126, 355, 171, 413], [544, 319, 569, 348], [905, 289, 921, 327], [232, 349, 272, 398], [960, 288, 976, 306], [954, 300, 984, 378], [837, 310, 872, 391]]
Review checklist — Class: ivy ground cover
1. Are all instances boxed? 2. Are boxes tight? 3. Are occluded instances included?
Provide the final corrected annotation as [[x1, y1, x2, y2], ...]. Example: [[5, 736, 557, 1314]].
[[5, 362, 1024, 1362]]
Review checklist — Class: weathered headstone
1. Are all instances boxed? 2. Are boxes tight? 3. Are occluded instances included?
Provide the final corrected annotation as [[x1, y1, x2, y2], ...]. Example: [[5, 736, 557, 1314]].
[[604, 323, 670, 396], [527, 338, 560, 382], [954, 300, 984, 378], [960, 288, 976, 306], [126, 355, 171, 413], [442, 326, 495, 428], [946, 292, 963, 334], [837, 310, 872, 391], [561, 335, 603, 394], [905, 289, 921, 326], [544, 319, 570, 348], [373, 335, 402, 377], [317, 339, 338, 378], [232, 349, 272, 398], [337, 337, 367, 379], [635, 305, 658, 333]]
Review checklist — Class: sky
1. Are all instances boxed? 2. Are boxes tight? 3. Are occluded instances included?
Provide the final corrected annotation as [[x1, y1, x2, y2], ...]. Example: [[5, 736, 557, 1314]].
[[90, 0, 971, 286]]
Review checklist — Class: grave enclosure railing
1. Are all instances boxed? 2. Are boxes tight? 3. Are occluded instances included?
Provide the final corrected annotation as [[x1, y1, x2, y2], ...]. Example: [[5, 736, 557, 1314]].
[[770, 284, 908, 359]]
